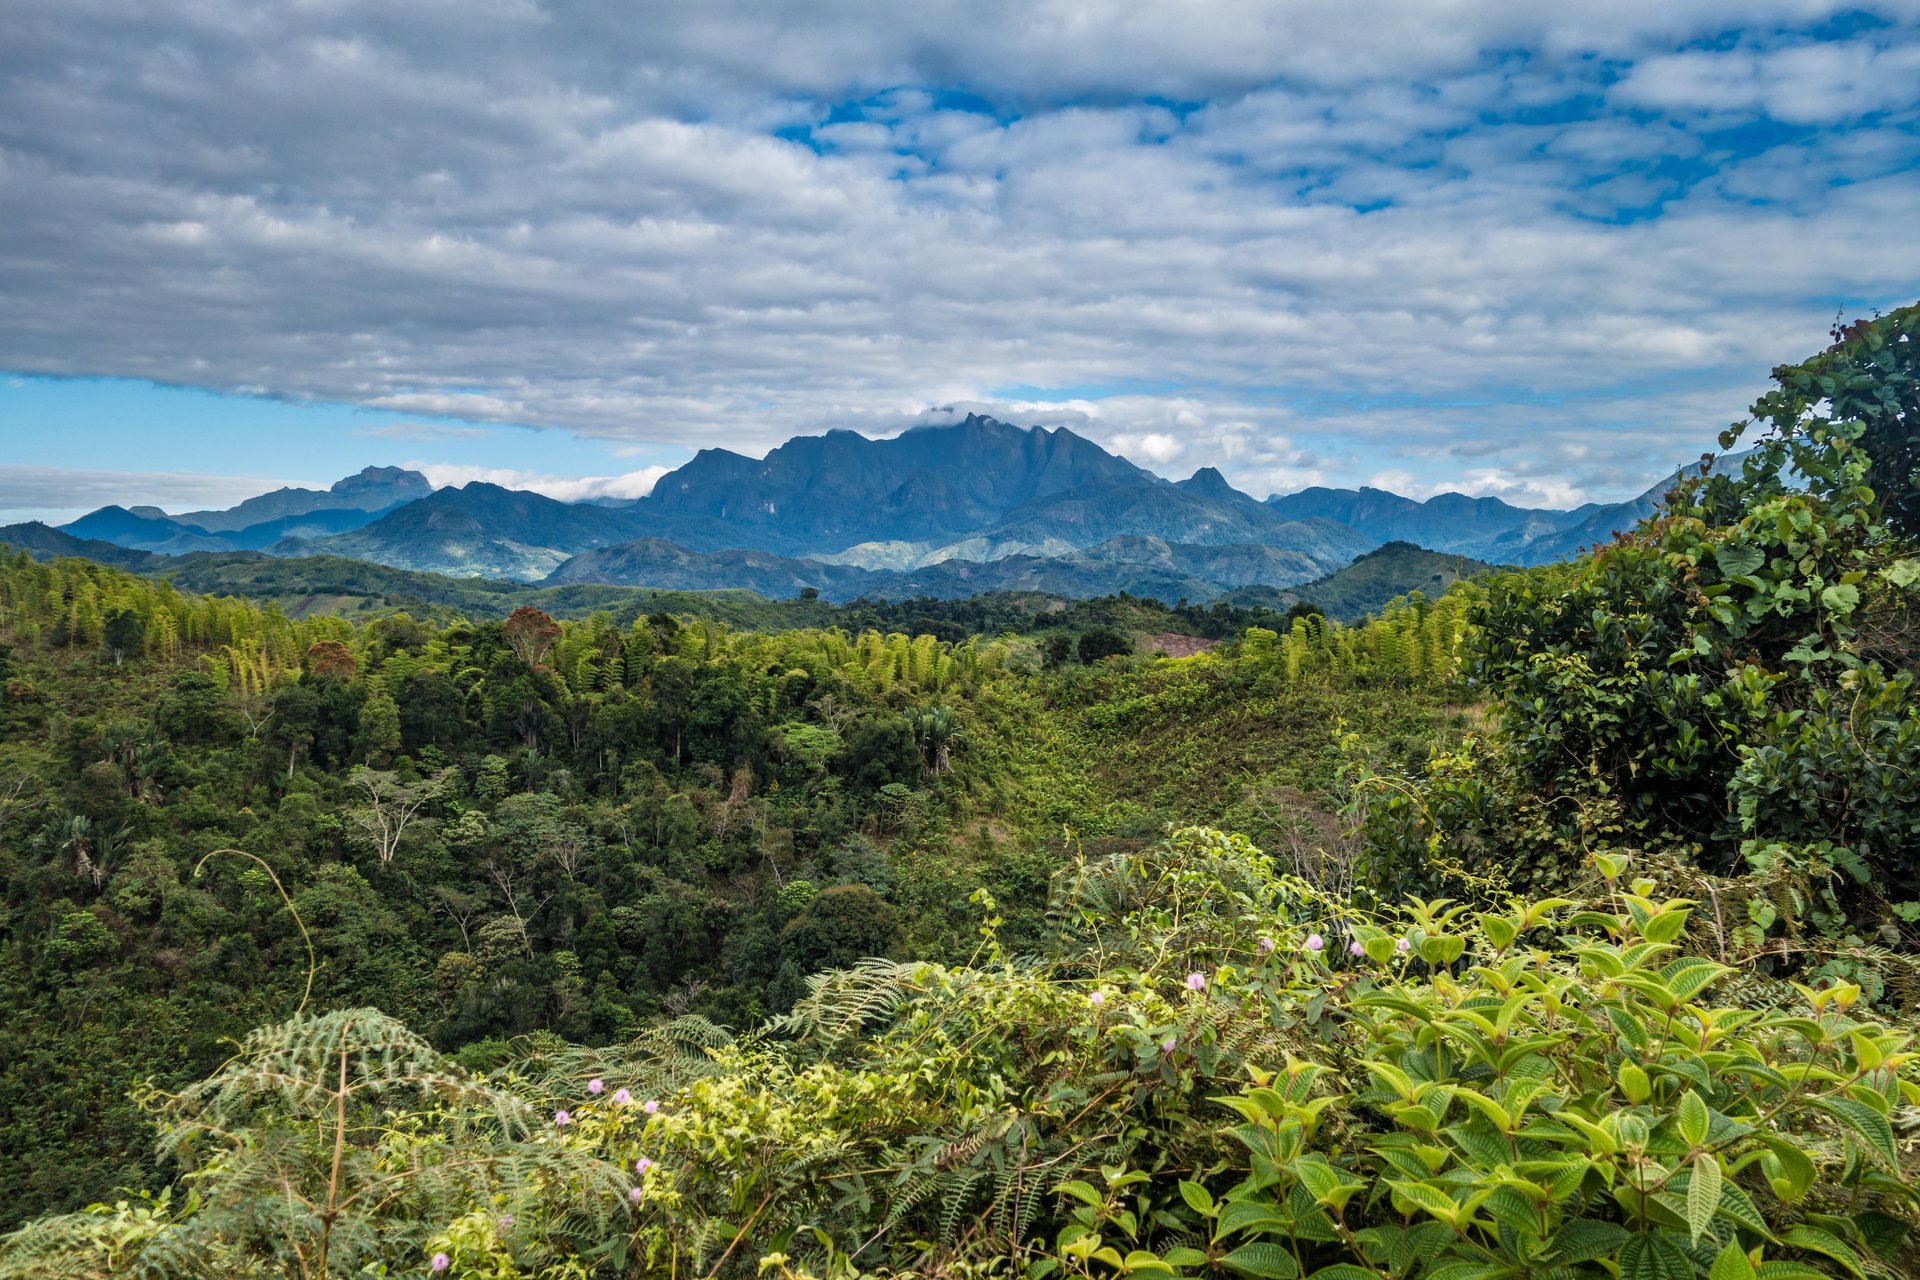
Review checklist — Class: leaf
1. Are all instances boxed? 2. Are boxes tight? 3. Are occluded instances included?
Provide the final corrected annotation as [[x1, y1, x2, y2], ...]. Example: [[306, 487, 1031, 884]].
[[1816, 1098, 1899, 1168], [1709, 1242, 1758, 1280], [1820, 583, 1861, 613], [1222, 1242, 1301, 1279], [1677, 1090, 1711, 1146], [1760, 1139, 1815, 1204], [1160, 1247, 1210, 1267], [1386, 1178, 1464, 1226], [1663, 957, 1734, 1003], [1713, 1179, 1776, 1242], [1688, 1157, 1723, 1243], [1550, 1218, 1630, 1264], [1714, 542, 1767, 576], [1216, 1199, 1290, 1240], [1057, 1180, 1104, 1208], [1178, 1180, 1215, 1216], [1781, 1225, 1866, 1279], [1619, 1233, 1693, 1280]]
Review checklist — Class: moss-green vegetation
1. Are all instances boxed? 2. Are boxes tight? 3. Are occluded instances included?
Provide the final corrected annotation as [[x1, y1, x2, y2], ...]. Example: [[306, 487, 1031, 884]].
[[1, 302, 1917, 1279]]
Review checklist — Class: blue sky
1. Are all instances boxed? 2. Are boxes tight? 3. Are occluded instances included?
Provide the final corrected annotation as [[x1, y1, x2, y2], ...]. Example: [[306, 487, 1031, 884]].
[[2, 0, 1918, 523]]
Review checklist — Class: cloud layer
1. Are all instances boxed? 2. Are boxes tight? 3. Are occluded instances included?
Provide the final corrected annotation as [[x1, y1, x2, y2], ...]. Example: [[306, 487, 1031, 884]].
[[3, 1, 1918, 505]]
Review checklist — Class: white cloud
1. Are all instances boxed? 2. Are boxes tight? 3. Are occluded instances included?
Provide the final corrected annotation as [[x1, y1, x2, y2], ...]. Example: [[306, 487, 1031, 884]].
[[0, 465, 298, 524], [410, 463, 672, 502], [354, 422, 493, 441], [0, 0, 1916, 506]]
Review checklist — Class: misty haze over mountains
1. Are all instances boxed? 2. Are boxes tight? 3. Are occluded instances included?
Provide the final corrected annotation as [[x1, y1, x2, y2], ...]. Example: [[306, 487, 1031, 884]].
[[7, 416, 1716, 604]]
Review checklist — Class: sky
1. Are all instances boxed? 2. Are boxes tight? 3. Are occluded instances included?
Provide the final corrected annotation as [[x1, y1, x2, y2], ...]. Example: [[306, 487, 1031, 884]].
[[2, 0, 1919, 525]]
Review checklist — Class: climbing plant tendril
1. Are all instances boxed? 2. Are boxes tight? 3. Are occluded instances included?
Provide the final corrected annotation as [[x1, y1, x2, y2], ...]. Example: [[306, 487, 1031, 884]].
[[192, 848, 317, 1018]]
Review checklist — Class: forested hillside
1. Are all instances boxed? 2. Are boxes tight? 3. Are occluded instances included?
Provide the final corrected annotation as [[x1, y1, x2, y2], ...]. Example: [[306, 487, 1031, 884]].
[[1, 303, 1917, 1280], [0, 541, 1469, 1236]]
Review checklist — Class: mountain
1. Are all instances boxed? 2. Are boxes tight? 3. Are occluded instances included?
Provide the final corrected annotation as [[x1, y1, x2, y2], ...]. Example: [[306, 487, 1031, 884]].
[[1222, 541, 1493, 621], [1263, 486, 1579, 558], [1176, 466, 1255, 504], [0, 522, 166, 569], [173, 465, 432, 531], [547, 532, 1344, 603], [966, 479, 1373, 562], [59, 505, 209, 549], [641, 415, 1154, 553], [292, 482, 656, 580], [1490, 453, 1748, 565]]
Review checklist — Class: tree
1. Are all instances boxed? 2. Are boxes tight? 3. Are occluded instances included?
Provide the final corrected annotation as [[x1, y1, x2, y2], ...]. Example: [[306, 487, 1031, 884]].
[[304, 639, 357, 681], [355, 689, 401, 763], [778, 883, 900, 972], [1749, 302, 1918, 537], [501, 606, 562, 669], [1077, 628, 1132, 664], [101, 609, 144, 666], [343, 766, 453, 865]]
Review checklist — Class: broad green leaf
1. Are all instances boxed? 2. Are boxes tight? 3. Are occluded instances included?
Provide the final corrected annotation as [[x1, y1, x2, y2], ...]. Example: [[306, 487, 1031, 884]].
[[1160, 1247, 1209, 1266], [1664, 957, 1734, 1003], [1759, 1140, 1815, 1204], [1709, 1242, 1757, 1280], [1781, 1225, 1866, 1279], [1687, 1157, 1722, 1242], [1221, 1243, 1300, 1279], [1057, 1180, 1103, 1208], [1178, 1180, 1214, 1216], [1619, 1233, 1693, 1280], [1386, 1179, 1463, 1226], [1549, 1218, 1629, 1264], [1677, 1091, 1711, 1146], [1816, 1098, 1898, 1168]]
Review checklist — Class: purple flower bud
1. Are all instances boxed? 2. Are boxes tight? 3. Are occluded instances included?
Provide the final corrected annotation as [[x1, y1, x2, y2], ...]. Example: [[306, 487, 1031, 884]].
[[498, 1214, 515, 1229], [1185, 972, 1206, 991], [554, 1109, 570, 1127], [1349, 940, 1365, 958], [587, 1078, 604, 1094], [1161, 1037, 1177, 1053], [613, 1088, 632, 1105], [1089, 990, 1106, 1006], [431, 1254, 451, 1273], [628, 1186, 644, 1203], [1257, 936, 1276, 954], [1395, 937, 1411, 953], [642, 1099, 660, 1115], [635, 1156, 653, 1173], [1304, 933, 1325, 952]]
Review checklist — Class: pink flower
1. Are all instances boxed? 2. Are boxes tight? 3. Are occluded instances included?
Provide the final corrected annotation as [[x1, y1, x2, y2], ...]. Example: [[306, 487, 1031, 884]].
[[635, 1157, 653, 1173], [1089, 990, 1106, 1006], [1161, 1037, 1177, 1053], [587, 1078, 605, 1094], [431, 1253, 451, 1272], [1257, 936, 1276, 954], [1304, 933, 1325, 952], [628, 1186, 644, 1204], [642, 1099, 660, 1115], [1185, 972, 1206, 991], [1395, 937, 1411, 954], [554, 1110, 571, 1127], [1348, 940, 1365, 958], [498, 1214, 515, 1229], [613, 1088, 632, 1104]]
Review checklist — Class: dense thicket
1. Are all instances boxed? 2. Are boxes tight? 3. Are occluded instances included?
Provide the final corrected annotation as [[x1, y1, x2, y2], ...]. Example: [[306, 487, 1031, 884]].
[[3, 305, 1917, 1280], [0, 546, 1468, 1230]]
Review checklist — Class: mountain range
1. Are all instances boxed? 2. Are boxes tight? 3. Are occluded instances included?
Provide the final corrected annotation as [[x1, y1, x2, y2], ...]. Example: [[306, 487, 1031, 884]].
[[6, 416, 1719, 607]]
